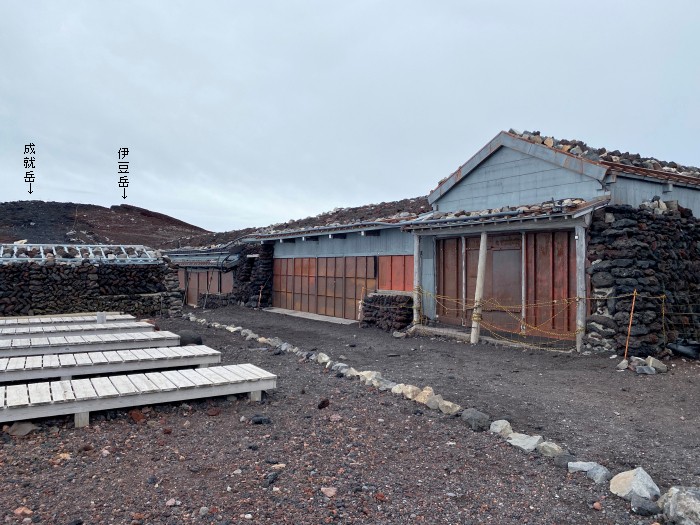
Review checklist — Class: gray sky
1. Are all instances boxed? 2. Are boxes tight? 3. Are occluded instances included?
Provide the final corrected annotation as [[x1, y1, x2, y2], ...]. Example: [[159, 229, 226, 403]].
[[1, 1, 699, 232]]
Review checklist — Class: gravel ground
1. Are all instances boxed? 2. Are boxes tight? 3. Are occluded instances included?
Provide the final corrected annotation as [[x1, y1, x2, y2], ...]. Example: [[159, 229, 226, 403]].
[[0, 305, 695, 524]]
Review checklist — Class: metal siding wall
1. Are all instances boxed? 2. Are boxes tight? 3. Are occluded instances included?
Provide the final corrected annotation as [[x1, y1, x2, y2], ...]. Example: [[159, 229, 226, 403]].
[[611, 178, 700, 213], [420, 237, 437, 318], [271, 228, 413, 258], [435, 147, 602, 212]]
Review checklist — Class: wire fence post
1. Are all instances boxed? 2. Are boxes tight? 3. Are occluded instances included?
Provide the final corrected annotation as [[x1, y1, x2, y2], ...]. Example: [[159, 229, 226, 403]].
[[623, 289, 638, 360]]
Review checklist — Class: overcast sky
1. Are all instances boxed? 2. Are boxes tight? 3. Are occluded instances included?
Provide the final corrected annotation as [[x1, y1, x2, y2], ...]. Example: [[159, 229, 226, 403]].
[[1, 1, 698, 232]]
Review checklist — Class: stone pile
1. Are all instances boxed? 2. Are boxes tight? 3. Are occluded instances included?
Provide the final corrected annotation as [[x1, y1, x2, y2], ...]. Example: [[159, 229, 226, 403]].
[[583, 203, 700, 356], [359, 293, 413, 331], [197, 245, 274, 310], [511, 129, 700, 177], [0, 259, 182, 317]]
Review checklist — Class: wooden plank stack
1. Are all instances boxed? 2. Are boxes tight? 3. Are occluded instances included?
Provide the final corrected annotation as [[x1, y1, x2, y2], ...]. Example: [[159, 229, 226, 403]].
[[0, 312, 276, 427]]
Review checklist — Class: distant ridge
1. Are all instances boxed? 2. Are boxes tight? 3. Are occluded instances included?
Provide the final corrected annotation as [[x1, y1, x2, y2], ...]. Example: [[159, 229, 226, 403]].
[[0, 201, 210, 249]]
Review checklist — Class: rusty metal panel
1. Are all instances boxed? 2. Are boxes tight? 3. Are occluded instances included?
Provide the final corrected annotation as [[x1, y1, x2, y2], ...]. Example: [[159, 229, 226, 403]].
[[357, 256, 367, 278], [346, 256, 356, 278], [198, 272, 208, 297], [436, 238, 464, 325], [186, 271, 198, 307], [378, 256, 392, 290], [391, 255, 404, 291], [221, 271, 234, 294], [524, 230, 577, 338], [403, 255, 414, 291]]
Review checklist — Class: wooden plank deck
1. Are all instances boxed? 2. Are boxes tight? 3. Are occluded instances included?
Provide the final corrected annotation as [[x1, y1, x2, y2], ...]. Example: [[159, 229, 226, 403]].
[[0, 331, 181, 358], [0, 321, 155, 340], [0, 314, 135, 328], [0, 364, 277, 427], [0, 345, 221, 382]]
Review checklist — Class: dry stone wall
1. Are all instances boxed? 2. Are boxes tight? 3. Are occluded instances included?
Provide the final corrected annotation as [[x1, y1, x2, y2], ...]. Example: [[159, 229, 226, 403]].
[[0, 259, 182, 317], [360, 293, 413, 331], [196, 244, 274, 309], [584, 203, 700, 356]]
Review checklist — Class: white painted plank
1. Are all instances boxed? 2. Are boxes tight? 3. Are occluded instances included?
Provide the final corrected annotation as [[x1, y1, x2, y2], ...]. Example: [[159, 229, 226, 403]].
[[141, 347, 166, 359], [177, 368, 213, 387], [117, 350, 138, 362], [59, 354, 76, 367], [50, 381, 72, 403], [0, 340, 11, 349], [71, 379, 97, 400], [7, 357, 26, 371], [91, 377, 119, 398], [65, 336, 85, 345], [6, 385, 29, 407], [28, 383, 52, 405], [144, 372, 177, 392], [159, 370, 195, 389], [109, 375, 138, 396], [59, 380, 75, 401], [0, 358, 7, 371], [88, 352, 108, 364], [31, 336, 50, 347], [43, 354, 60, 368], [82, 335, 102, 344], [127, 374, 159, 393], [48, 336, 68, 345], [10, 338, 31, 348], [103, 351, 124, 364], [212, 366, 249, 383], [73, 353, 92, 366], [0, 386, 4, 408], [194, 367, 230, 385], [25, 355, 43, 369], [130, 349, 153, 361], [237, 363, 276, 380]]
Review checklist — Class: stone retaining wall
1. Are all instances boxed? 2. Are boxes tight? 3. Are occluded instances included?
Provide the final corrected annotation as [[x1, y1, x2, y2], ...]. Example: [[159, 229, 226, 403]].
[[0, 259, 182, 317], [583, 202, 700, 356], [195, 244, 274, 310], [360, 293, 413, 331]]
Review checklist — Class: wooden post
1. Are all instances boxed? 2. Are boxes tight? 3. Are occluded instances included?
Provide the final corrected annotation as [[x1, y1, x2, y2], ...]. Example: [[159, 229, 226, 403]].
[[575, 225, 587, 352], [470, 232, 488, 344], [413, 234, 421, 325], [74, 412, 89, 428], [249, 390, 262, 402]]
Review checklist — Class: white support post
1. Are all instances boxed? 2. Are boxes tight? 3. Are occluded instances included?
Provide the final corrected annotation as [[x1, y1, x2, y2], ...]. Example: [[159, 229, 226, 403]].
[[249, 390, 262, 402], [74, 412, 89, 428], [575, 225, 587, 352], [470, 232, 488, 344], [413, 234, 421, 325]]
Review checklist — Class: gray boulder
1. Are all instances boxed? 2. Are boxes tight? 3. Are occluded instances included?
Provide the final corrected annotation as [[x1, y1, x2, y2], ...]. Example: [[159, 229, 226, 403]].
[[507, 433, 543, 452], [659, 486, 700, 525], [177, 330, 203, 346], [461, 408, 491, 431], [610, 467, 660, 501], [630, 494, 661, 517]]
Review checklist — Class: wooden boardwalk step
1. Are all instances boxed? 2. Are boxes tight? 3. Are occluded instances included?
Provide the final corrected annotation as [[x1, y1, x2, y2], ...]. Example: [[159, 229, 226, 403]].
[[0, 321, 155, 340], [0, 314, 135, 328], [0, 331, 181, 358], [0, 364, 277, 427], [0, 345, 221, 382]]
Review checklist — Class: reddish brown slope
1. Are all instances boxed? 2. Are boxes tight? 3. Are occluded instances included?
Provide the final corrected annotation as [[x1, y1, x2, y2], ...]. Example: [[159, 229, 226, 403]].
[[0, 201, 210, 249]]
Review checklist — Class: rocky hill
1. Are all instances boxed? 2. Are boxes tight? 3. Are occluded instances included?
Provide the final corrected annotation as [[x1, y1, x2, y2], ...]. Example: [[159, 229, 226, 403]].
[[0, 201, 210, 249], [164, 196, 430, 248]]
